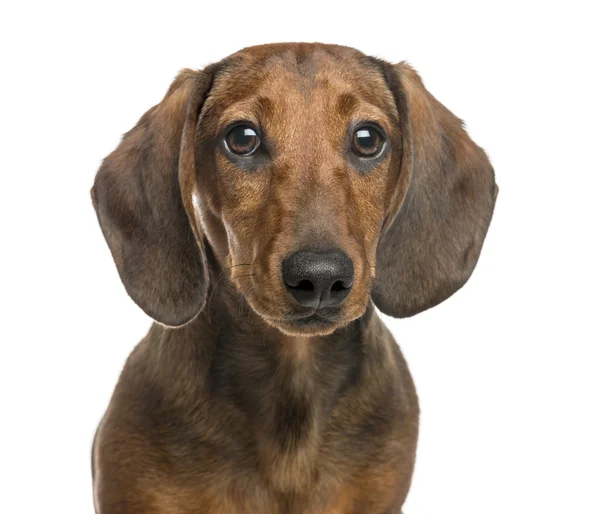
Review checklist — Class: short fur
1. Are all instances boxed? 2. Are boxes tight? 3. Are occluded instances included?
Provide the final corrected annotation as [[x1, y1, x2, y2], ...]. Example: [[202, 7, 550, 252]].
[[91, 43, 497, 513]]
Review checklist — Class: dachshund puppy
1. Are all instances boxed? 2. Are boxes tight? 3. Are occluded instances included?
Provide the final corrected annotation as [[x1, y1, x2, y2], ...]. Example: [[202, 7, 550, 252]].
[[91, 43, 497, 514]]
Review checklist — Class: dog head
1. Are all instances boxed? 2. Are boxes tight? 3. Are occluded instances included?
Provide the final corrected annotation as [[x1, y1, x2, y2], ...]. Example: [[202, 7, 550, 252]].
[[92, 43, 497, 336]]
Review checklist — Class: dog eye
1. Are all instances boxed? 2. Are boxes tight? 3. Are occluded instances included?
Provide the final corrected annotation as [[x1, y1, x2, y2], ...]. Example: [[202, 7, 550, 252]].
[[352, 125, 385, 158], [225, 124, 260, 156]]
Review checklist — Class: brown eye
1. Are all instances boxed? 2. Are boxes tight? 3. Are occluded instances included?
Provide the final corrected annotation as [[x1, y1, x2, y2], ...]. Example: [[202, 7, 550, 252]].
[[225, 124, 260, 156], [352, 125, 385, 158]]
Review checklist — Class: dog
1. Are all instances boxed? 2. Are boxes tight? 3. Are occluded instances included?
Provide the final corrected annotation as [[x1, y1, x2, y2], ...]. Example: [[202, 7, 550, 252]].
[[91, 43, 497, 514]]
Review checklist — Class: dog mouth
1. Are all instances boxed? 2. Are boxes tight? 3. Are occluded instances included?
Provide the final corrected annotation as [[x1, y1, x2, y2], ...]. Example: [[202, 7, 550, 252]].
[[289, 313, 334, 326], [238, 281, 366, 336], [265, 309, 346, 335]]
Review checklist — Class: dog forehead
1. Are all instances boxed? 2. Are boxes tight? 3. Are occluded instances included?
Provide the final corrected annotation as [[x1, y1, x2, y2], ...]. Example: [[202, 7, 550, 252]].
[[206, 44, 396, 119]]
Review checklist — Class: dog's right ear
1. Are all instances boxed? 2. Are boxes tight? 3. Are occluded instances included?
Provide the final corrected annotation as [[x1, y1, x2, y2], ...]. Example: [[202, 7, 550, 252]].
[[91, 67, 217, 327]]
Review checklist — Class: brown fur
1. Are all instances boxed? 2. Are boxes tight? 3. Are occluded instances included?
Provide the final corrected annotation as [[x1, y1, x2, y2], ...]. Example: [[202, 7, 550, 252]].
[[91, 43, 497, 513]]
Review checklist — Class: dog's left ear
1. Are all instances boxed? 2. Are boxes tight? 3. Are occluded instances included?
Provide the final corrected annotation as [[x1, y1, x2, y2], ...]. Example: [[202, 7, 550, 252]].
[[91, 66, 218, 327], [373, 62, 498, 318]]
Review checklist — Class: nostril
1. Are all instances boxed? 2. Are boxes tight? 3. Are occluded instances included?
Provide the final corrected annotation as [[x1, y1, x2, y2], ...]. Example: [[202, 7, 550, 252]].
[[284, 276, 319, 309], [295, 279, 314, 292], [331, 280, 346, 292]]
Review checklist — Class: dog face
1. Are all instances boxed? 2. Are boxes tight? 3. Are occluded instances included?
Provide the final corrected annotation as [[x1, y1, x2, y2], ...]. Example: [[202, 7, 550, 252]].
[[193, 47, 401, 335], [92, 43, 497, 334]]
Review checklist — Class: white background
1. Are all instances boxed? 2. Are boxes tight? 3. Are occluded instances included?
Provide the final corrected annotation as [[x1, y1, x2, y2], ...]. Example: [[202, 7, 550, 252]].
[[1, 1, 599, 513]]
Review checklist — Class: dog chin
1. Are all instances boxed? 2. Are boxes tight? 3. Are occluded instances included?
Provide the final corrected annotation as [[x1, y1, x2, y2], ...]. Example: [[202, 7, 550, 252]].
[[269, 315, 343, 337]]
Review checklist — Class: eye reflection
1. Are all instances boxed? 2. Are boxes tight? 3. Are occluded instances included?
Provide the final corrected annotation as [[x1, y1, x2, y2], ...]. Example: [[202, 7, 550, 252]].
[[225, 124, 260, 156], [352, 125, 385, 158]]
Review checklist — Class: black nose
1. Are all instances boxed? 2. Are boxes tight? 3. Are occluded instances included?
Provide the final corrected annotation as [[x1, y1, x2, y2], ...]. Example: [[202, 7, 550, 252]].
[[282, 250, 354, 309]]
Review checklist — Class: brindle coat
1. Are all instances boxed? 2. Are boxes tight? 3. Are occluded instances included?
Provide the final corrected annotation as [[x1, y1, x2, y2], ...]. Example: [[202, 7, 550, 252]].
[[91, 43, 497, 513]]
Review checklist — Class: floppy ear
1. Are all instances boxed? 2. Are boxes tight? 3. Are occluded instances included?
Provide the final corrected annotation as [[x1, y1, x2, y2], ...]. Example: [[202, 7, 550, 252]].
[[91, 68, 216, 327], [372, 62, 498, 318]]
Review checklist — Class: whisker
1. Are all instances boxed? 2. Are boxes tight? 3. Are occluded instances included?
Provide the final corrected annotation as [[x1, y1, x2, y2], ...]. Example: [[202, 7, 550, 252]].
[[231, 273, 255, 280], [369, 287, 384, 296], [238, 283, 258, 317], [206, 268, 229, 321], [371, 278, 388, 287], [369, 265, 394, 284], [242, 285, 256, 303], [227, 263, 252, 270]]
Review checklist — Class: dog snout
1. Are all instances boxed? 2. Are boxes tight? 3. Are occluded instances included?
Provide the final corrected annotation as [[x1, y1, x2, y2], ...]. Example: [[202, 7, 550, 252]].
[[282, 250, 354, 309]]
